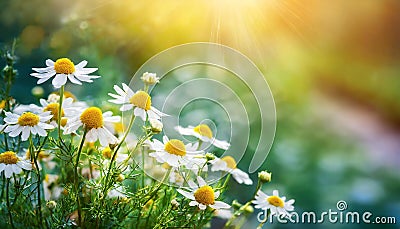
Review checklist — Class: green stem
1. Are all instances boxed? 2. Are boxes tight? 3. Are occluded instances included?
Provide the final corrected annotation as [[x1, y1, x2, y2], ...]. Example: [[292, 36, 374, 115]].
[[141, 146, 145, 188], [6, 178, 15, 229], [30, 135, 43, 227], [57, 85, 64, 140], [225, 179, 262, 228], [197, 140, 203, 150], [103, 113, 135, 193], [74, 130, 87, 228]]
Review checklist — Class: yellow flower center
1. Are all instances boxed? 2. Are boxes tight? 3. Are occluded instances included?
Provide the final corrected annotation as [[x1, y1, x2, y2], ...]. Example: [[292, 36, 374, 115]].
[[44, 103, 64, 121], [25, 150, 48, 160], [60, 117, 68, 127], [267, 196, 284, 208], [164, 139, 186, 156], [102, 147, 113, 159], [0, 100, 6, 109], [0, 151, 19, 164], [194, 185, 215, 205], [130, 91, 151, 111], [193, 124, 213, 139], [80, 107, 103, 129], [222, 156, 237, 169], [114, 122, 124, 133], [54, 58, 75, 74], [18, 112, 40, 126]]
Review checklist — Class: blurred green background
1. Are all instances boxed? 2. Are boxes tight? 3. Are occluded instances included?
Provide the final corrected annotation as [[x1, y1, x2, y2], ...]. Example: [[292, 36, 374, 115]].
[[1, 0, 399, 228]]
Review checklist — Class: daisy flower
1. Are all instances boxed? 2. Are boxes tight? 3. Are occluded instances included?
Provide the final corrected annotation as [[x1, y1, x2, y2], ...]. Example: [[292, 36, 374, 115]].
[[108, 83, 167, 121], [175, 124, 230, 150], [30, 58, 100, 88], [252, 190, 295, 217], [177, 176, 230, 210], [64, 107, 121, 146], [211, 156, 253, 185], [0, 151, 32, 178], [146, 136, 202, 167], [1, 111, 54, 141], [39, 97, 84, 128]]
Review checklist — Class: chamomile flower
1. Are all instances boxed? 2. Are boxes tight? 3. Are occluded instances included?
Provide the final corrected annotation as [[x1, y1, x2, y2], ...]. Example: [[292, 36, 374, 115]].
[[0, 151, 32, 178], [175, 124, 230, 150], [1, 111, 54, 141], [177, 176, 230, 210], [146, 136, 201, 167], [252, 190, 295, 217], [31, 58, 100, 88], [64, 107, 121, 146], [211, 156, 253, 185], [108, 83, 167, 121], [39, 97, 83, 128]]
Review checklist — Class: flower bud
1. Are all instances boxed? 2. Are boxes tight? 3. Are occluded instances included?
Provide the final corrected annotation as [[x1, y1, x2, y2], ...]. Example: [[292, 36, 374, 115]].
[[116, 174, 125, 182], [31, 86, 44, 97], [205, 153, 215, 161], [258, 171, 272, 183], [150, 119, 163, 133], [141, 72, 159, 85], [47, 94, 60, 103], [243, 205, 254, 214], [46, 200, 57, 210], [232, 200, 242, 210], [171, 199, 180, 210]]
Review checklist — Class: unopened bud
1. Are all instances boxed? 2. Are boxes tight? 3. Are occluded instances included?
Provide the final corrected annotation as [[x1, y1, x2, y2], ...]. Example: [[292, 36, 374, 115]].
[[46, 200, 57, 210], [258, 171, 272, 183], [141, 72, 159, 85], [243, 205, 254, 214], [232, 200, 242, 210], [171, 199, 180, 210], [31, 86, 44, 97], [116, 174, 125, 182], [150, 119, 163, 133], [205, 153, 215, 161]]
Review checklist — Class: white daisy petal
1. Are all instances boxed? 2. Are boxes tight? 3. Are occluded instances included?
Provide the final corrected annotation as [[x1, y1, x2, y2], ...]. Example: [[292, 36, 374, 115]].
[[8, 125, 23, 137], [197, 176, 207, 187], [75, 60, 88, 68], [188, 180, 198, 190], [17, 161, 32, 170], [21, 126, 31, 141], [214, 191, 220, 199], [12, 165, 22, 174], [212, 139, 230, 150], [68, 74, 82, 85], [189, 201, 198, 207], [177, 189, 195, 200], [54, 74, 68, 88], [46, 59, 55, 66], [134, 107, 147, 121], [4, 165, 13, 178], [211, 201, 231, 209]]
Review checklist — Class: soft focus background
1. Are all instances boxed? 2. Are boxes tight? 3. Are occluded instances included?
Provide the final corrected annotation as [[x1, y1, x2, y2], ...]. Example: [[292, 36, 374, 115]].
[[1, 0, 399, 228]]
